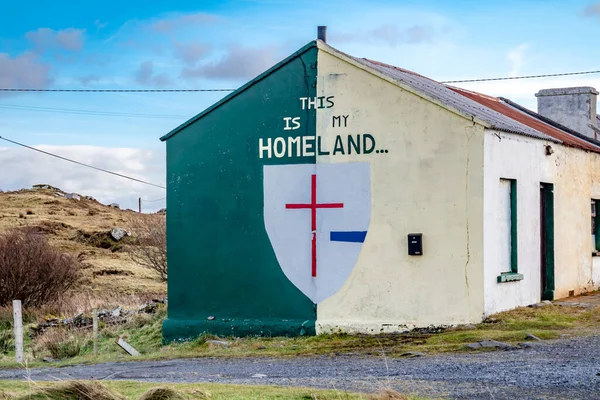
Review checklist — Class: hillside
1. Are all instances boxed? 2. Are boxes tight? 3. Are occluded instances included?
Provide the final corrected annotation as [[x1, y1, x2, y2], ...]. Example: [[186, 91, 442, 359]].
[[0, 186, 166, 299]]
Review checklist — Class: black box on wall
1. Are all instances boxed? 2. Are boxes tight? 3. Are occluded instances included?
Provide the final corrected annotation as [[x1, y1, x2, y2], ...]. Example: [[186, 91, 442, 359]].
[[408, 233, 423, 256]]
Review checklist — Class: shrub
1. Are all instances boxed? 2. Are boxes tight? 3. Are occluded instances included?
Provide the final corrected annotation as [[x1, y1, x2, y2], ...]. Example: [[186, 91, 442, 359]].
[[0, 330, 13, 354], [36, 328, 87, 359], [0, 228, 80, 307], [126, 215, 167, 281]]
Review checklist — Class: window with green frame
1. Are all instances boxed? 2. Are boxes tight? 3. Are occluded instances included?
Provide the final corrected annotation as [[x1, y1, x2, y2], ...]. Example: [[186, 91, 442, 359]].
[[592, 200, 600, 254], [497, 178, 524, 283]]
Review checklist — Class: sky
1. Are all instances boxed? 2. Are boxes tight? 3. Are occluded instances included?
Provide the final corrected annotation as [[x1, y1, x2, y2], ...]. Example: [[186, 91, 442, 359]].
[[2, 0, 600, 211]]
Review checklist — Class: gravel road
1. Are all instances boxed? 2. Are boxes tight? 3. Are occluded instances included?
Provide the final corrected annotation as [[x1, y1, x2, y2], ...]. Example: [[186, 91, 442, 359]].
[[1, 335, 599, 399]]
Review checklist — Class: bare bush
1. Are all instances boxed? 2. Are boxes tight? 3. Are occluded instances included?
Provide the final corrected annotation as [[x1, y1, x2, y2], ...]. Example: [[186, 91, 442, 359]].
[[0, 228, 80, 307], [126, 214, 167, 281]]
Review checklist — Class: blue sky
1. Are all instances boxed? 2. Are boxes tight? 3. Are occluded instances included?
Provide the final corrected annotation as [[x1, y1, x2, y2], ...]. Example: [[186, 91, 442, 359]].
[[2, 0, 600, 210]]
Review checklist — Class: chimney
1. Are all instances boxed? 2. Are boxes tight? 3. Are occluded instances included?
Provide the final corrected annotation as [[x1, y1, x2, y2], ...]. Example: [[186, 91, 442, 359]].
[[535, 87, 599, 140], [318, 26, 327, 43]]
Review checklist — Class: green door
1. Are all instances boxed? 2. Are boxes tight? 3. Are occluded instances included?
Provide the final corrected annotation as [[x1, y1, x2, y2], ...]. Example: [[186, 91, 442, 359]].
[[540, 182, 554, 301]]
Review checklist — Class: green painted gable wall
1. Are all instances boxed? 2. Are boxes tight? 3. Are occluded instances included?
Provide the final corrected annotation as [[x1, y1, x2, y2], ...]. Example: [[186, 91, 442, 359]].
[[162, 46, 318, 342]]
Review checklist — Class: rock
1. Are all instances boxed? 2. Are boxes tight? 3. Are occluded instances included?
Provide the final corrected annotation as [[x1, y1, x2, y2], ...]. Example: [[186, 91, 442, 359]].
[[483, 317, 499, 324], [554, 302, 579, 307], [111, 306, 122, 318], [111, 228, 127, 241], [467, 339, 517, 350], [139, 302, 158, 314], [207, 340, 230, 348], [252, 374, 267, 378], [526, 333, 542, 341], [42, 356, 58, 363], [109, 203, 120, 208], [399, 351, 425, 358]]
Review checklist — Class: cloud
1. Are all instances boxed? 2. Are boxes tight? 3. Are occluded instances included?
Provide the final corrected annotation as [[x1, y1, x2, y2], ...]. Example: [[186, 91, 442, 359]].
[[25, 28, 85, 52], [94, 20, 108, 29], [0, 52, 52, 90], [507, 43, 530, 77], [151, 13, 219, 33], [181, 44, 278, 81], [79, 74, 102, 86], [0, 145, 166, 212], [582, 3, 600, 18], [331, 24, 437, 47], [134, 61, 173, 87], [173, 40, 212, 65]]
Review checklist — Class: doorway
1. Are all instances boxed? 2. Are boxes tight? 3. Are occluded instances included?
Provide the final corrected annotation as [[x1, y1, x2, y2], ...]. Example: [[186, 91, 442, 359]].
[[540, 183, 555, 301]]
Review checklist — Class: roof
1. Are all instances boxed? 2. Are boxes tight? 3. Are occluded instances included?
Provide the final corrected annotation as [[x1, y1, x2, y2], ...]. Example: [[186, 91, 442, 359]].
[[348, 57, 556, 142], [450, 87, 600, 153], [161, 40, 600, 154]]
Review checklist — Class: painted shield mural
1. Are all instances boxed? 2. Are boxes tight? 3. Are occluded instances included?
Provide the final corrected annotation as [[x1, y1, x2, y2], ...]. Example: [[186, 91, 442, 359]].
[[263, 162, 371, 304]]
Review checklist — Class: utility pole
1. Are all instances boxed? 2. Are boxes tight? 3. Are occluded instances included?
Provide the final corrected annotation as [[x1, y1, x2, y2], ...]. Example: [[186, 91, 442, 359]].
[[139, 197, 142, 213]]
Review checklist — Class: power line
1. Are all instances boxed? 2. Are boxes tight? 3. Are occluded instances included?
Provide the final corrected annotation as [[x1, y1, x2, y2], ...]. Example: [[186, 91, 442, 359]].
[[2, 69, 598, 92], [0, 88, 235, 93], [0, 104, 190, 119], [441, 69, 600, 84], [0, 135, 166, 190]]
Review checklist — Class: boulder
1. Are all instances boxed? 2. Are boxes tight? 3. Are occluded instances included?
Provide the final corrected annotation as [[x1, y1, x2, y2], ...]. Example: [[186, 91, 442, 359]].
[[111, 228, 127, 241]]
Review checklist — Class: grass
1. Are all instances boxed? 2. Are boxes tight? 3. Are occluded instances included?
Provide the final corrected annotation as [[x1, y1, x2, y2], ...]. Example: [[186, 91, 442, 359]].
[[0, 300, 598, 369], [0, 188, 167, 297], [0, 380, 416, 399]]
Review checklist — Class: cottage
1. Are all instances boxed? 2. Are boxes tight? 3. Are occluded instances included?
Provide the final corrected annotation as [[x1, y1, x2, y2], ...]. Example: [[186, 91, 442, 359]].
[[160, 30, 600, 342]]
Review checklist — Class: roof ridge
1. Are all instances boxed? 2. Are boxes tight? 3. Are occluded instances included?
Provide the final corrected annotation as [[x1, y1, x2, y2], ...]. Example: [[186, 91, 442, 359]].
[[361, 58, 439, 82]]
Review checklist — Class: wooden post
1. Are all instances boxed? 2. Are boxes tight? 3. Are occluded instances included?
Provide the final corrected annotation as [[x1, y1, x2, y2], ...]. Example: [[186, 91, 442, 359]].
[[13, 300, 23, 363], [92, 308, 98, 356], [138, 197, 142, 213]]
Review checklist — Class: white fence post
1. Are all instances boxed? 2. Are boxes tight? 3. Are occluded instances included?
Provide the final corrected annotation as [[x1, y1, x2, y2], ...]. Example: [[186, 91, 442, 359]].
[[13, 300, 23, 363], [92, 308, 98, 356]]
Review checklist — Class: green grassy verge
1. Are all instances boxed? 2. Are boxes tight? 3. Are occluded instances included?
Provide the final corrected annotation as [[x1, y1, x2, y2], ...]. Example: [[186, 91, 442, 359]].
[[0, 301, 598, 369], [0, 380, 423, 400]]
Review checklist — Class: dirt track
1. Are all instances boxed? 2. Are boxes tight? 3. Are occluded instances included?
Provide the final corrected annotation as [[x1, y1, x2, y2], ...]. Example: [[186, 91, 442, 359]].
[[1, 335, 599, 399]]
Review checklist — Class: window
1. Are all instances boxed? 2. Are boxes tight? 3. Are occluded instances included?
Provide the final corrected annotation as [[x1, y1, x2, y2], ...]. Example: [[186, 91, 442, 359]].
[[497, 178, 523, 282], [592, 200, 600, 254]]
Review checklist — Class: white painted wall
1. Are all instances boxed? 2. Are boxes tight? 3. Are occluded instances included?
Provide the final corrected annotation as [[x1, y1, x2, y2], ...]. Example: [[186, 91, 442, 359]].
[[315, 48, 485, 333], [483, 131, 554, 316], [553, 148, 600, 298], [484, 130, 600, 316]]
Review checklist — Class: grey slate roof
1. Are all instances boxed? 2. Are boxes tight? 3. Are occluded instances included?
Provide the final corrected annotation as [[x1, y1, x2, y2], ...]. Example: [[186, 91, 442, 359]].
[[348, 56, 557, 142]]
